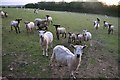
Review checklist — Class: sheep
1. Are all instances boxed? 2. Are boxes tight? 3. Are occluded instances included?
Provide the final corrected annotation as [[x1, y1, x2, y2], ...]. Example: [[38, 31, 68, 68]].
[[108, 24, 114, 34], [39, 30, 53, 57], [68, 32, 77, 43], [34, 18, 48, 30], [50, 44, 86, 79], [53, 24, 66, 40], [97, 18, 100, 23], [10, 18, 22, 34], [103, 21, 109, 28], [0, 11, 8, 18], [93, 18, 100, 30], [45, 15, 53, 24], [24, 21, 35, 33], [94, 20, 100, 30], [76, 33, 84, 44], [83, 29, 92, 46]]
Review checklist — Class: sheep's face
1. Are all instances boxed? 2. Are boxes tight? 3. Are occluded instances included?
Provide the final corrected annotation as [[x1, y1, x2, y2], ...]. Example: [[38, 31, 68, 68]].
[[39, 30, 46, 37], [72, 45, 86, 58]]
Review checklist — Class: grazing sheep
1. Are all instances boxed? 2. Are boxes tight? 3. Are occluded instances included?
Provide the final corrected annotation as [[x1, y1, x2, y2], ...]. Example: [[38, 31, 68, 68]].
[[50, 44, 86, 79], [39, 30, 53, 56], [68, 32, 77, 43], [103, 21, 109, 28], [10, 18, 22, 34], [53, 24, 66, 40], [108, 24, 114, 34], [24, 21, 35, 33], [34, 18, 48, 30], [83, 29, 92, 46], [46, 15, 53, 24]]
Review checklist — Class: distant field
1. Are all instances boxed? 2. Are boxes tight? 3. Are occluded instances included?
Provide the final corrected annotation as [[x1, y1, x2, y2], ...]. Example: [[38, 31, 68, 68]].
[[2, 8, 119, 78]]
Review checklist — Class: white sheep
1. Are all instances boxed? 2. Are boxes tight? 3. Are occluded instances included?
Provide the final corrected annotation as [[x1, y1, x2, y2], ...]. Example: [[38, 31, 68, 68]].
[[46, 15, 53, 24], [24, 21, 35, 33], [0, 11, 8, 18], [76, 33, 84, 44], [53, 24, 66, 40], [103, 21, 109, 28], [39, 30, 53, 56], [50, 44, 86, 79], [83, 29, 92, 46], [68, 32, 77, 43], [94, 20, 100, 30], [10, 18, 22, 34]]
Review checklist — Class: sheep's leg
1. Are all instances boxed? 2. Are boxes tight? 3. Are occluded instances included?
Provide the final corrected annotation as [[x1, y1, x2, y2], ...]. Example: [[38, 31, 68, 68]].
[[75, 57, 81, 73], [62, 33, 64, 37], [15, 27, 18, 34], [51, 21, 53, 24], [50, 42, 53, 48], [64, 33, 66, 38], [56, 33, 59, 40], [112, 30, 113, 34], [42, 48, 45, 56], [18, 27, 20, 33], [45, 46, 48, 57], [90, 40, 92, 47]]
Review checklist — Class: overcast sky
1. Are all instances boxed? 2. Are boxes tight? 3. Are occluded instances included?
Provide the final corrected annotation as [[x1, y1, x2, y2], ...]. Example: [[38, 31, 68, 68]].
[[0, 0, 119, 6]]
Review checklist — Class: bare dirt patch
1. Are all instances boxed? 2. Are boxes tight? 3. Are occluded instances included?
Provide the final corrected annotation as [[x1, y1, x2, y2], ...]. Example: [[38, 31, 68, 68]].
[[50, 40, 119, 78]]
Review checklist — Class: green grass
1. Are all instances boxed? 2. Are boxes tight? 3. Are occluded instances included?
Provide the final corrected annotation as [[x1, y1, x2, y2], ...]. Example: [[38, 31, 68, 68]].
[[2, 8, 119, 78]]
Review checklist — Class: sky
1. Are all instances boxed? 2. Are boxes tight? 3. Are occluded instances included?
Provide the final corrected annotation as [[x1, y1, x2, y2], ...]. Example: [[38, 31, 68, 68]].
[[0, 0, 119, 6]]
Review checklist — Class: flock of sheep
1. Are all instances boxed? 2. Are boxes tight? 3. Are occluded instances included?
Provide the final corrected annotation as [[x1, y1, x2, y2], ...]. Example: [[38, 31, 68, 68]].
[[1, 9, 115, 79]]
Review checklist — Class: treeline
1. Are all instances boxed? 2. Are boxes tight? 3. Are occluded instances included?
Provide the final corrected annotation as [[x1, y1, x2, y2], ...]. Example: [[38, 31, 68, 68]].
[[24, 2, 119, 17]]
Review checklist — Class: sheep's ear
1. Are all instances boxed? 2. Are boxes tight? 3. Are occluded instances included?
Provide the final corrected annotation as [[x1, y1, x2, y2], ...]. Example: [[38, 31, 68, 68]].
[[44, 30, 46, 33], [70, 44, 75, 49], [82, 45, 87, 49]]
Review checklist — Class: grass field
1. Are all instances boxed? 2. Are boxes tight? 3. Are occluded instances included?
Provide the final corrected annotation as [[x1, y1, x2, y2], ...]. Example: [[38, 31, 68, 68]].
[[2, 8, 119, 78]]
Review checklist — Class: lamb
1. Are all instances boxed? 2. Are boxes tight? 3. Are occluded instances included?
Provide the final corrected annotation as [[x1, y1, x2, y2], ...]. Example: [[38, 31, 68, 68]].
[[76, 33, 84, 44], [108, 24, 114, 34], [53, 24, 66, 40], [46, 15, 53, 24], [50, 44, 86, 79], [39, 30, 53, 57], [34, 18, 48, 30], [10, 18, 22, 34], [94, 20, 100, 30], [83, 29, 92, 46], [93, 18, 100, 30], [68, 32, 77, 43], [24, 21, 35, 33], [103, 21, 109, 28]]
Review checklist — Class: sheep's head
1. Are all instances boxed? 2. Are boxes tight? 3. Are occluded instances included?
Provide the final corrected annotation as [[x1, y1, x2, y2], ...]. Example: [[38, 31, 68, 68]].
[[16, 18, 22, 23], [103, 21, 106, 24], [24, 21, 30, 24], [39, 30, 46, 37], [71, 44, 86, 58], [53, 24, 60, 30]]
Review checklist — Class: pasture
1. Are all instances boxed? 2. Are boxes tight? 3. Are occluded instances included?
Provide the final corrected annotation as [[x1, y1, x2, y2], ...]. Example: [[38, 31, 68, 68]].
[[2, 8, 119, 78]]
